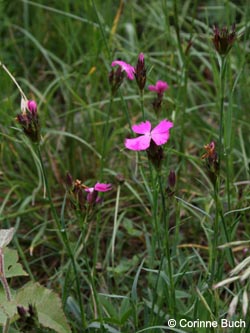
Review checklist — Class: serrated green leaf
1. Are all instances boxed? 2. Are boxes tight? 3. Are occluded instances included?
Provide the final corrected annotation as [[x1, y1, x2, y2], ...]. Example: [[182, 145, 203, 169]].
[[16, 282, 71, 333], [3, 248, 28, 278]]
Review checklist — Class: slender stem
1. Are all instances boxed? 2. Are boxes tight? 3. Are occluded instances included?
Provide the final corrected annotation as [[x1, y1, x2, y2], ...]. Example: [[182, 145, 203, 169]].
[[140, 90, 145, 121], [36, 144, 87, 328], [120, 92, 132, 131], [0, 249, 12, 301], [210, 181, 220, 286], [210, 56, 226, 287], [159, 174, 175, 316], [100, 95, 113, 180], [111, 184, 121, 268], [0, 248, 12, 333], [218, 56, 226, 171], [0, 61, 27, 101], [3, 318, 10, 333]]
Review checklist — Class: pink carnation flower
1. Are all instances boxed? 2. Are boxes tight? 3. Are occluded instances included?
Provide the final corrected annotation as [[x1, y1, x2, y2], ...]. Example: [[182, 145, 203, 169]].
[[85, 182, 112, 204], [125, 119, 173, 151], [27, 100, 37, 114], [148, 80, 169, 95], [111, 60, 135, 80]]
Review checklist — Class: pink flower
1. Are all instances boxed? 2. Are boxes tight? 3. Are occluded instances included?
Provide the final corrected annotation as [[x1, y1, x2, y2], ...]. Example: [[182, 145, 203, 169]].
[[85, 182, 112, 204], [27, 100, 37, 114], [148, 80, 169, 95], [111, 60, 135, 80], [125, 119, 173, 151], [138, 53, 144, 62]]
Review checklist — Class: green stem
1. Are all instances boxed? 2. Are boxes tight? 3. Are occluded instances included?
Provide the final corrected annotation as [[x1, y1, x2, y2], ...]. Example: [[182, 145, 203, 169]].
[[120, 92, 132, 131], [3, 318, 10, 333], [218, 56, 226, 171], [0, 249, 11, 333], [210, 181, 220, 286], [140, 90, 145, 121], [36, 144, 87, 328], [210, 56, 226, 287], [0, 61, 27, 101], [100, 95, 113, 180], [159, 174, 175, 316], [0, 249, 12, 301]]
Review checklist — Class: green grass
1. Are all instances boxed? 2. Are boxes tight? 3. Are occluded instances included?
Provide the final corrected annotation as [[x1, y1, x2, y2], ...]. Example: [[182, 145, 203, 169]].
[[1, 0, 250, 332]]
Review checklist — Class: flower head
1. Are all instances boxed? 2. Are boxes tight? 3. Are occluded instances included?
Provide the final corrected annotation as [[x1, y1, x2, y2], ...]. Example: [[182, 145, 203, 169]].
[[111, 60, 135, 80], [66, 176, 112, 211], [85, 182, 112, 204], [212, 24, 236, 56], [202, 141, 217, 160], [125, 119, 173, 151], [202, 141, 219, 186], [109, 65, 125, 95], [148, 80, 169, 95], [16, 98, 40, 142], [27, 100, 37, 114]]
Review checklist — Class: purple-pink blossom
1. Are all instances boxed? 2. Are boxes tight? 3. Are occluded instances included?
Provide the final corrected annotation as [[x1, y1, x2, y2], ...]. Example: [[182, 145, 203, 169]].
[[86, 183, 112, 193], [138, 53, 144, 63], [27, 100, 37, 114], [111, 60, 135, 80], [148, 80, 169, 95], [85, 182, 112, 204], [125, 119, 173, 151]]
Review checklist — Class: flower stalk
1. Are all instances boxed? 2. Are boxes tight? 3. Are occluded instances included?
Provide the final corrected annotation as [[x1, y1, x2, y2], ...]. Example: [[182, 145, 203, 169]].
[[36, 145, 87, 328]]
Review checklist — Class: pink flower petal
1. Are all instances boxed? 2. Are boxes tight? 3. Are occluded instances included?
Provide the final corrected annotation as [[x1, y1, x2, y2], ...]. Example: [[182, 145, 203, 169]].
[[148, 80, 169, 94], [148, 84, 157, 92], [138, 53, 144, 62], [132, 120, 151, 134], [85, 187, 94, 193], [94, 183, 112, 192], [111, 60, 135, 80], [151, 119, 173, 145], [27, 100, 37, 113], [125, 135, 151, 151]]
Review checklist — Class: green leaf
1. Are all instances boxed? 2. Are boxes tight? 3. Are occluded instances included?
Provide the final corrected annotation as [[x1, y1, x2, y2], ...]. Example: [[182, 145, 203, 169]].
[[4, 248, 28, 278], [16, 282, 72, 333]]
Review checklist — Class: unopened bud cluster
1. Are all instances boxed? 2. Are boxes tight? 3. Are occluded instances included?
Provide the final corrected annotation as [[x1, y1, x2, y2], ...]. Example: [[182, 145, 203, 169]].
[[16, 99, 40, 142]]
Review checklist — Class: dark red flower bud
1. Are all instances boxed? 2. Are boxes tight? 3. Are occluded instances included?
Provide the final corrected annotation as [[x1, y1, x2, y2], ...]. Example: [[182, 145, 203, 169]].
[[146, 140, 164, 170], [212, 24, 237, 56], [135, 53, 147, 91], [16, 99, 40, 142]]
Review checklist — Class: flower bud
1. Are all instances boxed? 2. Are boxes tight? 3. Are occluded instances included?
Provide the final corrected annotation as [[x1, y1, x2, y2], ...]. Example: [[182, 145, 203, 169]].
[[16, 99, 40, 142], [202, 141, 219, 186], [109, 67, 125, 95], [27, 100, 37, 115], [212, 24, 236, 56], [146, 140, 164, 170], [135, 52, 146, 91]]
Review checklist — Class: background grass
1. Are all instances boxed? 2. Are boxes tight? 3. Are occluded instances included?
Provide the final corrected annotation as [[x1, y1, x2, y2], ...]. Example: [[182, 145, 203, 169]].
[[1, 0, 250, 332]]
